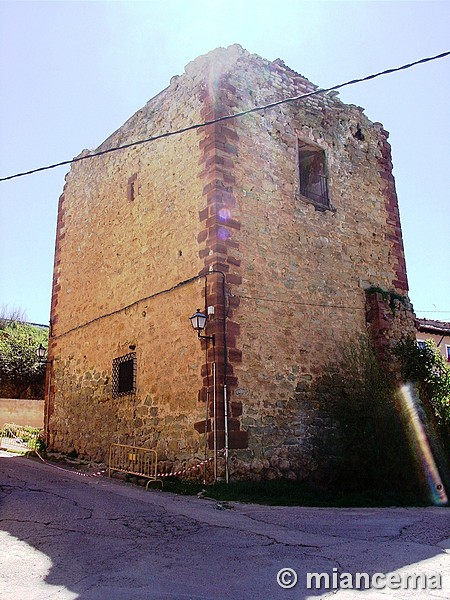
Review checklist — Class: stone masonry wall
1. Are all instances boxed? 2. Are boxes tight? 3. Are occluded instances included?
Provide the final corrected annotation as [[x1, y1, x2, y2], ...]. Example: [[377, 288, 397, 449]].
[[0, 399, 44, 429], [47, 46, 414, 480], [48, 66, 216, 466], [200, 48, 413, 480], [193, 47, 248, 454], [366, 289, 417, 361]]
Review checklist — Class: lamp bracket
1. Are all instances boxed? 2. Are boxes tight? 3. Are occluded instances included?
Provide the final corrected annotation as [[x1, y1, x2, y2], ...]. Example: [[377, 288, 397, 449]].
[[197, 332, 215, 345]]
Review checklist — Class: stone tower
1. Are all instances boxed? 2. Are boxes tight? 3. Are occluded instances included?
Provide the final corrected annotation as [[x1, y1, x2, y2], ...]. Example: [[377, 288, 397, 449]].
[[45, 45, 415, 480]]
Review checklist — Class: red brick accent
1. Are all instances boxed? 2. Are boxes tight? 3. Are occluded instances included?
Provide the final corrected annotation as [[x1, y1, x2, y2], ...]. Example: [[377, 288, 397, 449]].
[[194, 420, 212, 434], [378, 134, 409, 294], [228, 430, 249, 449], [197, 230, 208, 243], [230, 401, 243, 416], [226, 256, 241, 267], [195, 74, 247, 450], [365, 290, 414, 362], [45, 191, 66, 443], [226, 273, 242, 285], [229, 348, 243, 362], [199, 207, 209, 221]]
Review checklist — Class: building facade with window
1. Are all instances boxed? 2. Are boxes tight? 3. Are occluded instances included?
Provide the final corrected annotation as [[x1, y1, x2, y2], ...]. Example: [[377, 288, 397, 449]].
[[416, 319, 450, 362], [45, 45, 416, 480]]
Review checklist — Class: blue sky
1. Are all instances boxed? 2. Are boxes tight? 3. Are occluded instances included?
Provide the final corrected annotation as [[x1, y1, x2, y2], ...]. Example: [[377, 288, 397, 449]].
[[0, 0, 449, 324]]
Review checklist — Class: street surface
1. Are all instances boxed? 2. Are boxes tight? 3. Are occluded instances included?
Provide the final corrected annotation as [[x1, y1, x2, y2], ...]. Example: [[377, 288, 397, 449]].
[[1, 450, 449, 599]]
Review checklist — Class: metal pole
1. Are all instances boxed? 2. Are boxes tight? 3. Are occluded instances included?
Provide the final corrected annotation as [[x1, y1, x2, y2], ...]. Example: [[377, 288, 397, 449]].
[[224, 383, 229, 484], [203, 385, 210, 485], [213, 361, 217, 481], [44, 361, 52, 446]]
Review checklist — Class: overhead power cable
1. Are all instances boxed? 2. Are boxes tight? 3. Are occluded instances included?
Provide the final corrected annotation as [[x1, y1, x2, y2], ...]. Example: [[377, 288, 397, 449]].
[[1, 49, 449, 183], [417, 310, 450, 314], [52, 274, 370, 339], [238, 294, 364, 310]]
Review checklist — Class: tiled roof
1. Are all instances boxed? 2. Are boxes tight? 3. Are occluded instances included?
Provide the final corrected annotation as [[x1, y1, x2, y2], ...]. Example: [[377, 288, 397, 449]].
[[417, 318, 450, 335]]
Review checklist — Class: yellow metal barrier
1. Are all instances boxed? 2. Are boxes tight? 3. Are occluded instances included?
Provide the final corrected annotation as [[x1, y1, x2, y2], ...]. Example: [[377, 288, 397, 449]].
[[108, 443, 163, 490], [0, 423, 41, 454]]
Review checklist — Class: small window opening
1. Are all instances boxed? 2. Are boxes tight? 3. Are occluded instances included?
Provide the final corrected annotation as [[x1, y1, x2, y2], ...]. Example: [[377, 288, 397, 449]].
[[354, 124, 365, 141], [127, 174, 138, 201], [297, 141, 331, 210], [112, 353, 136, 397]]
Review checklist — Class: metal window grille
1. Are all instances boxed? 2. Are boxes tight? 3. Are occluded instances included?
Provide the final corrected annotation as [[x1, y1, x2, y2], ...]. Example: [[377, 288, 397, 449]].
[[297, 141, 331, 210], [112, 353, 136, 397]]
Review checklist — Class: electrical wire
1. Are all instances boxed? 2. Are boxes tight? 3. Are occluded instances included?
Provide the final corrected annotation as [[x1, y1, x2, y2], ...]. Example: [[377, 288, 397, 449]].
[[1, 50, 449, 183], [239, 295, 450, 314], [416, 311, 450, 314], [52, 274, 370, 341], [238, 294, 365, 310], [53, 273, 202, 339], [52, 268, 228, 340]]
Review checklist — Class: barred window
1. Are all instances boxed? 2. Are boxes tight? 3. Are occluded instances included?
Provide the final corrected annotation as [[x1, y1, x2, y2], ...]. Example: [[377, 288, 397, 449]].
[[112, 353, 136, 397], [296, 140, 332, 211]]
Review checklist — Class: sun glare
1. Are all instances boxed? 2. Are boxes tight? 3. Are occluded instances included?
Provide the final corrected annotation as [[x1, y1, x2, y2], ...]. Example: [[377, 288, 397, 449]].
[[398, 383, 448, 506]]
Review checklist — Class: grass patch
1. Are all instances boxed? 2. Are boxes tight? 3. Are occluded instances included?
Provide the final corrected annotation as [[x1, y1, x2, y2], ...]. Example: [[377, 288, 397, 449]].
[[0, 423, 43, 452], [159, 478, 431, 507]]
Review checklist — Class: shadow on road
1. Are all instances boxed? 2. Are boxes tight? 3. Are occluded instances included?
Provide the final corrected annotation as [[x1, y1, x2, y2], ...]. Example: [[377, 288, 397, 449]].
[[1, 453, 449, 599]]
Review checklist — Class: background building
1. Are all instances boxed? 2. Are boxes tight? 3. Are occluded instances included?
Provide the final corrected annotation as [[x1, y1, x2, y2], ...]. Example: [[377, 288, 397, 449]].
[[416, 319, 450, 362]]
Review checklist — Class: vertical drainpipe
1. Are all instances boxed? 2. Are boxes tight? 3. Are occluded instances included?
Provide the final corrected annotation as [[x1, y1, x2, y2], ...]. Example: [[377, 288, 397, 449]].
[[206, 269, 229, 483]]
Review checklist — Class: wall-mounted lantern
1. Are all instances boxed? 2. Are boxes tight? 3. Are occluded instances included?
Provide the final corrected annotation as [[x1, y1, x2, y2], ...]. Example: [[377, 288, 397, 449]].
[[36, 343, 49, 362], [189, 309, 215, 345], [189, 309, 207, 333]]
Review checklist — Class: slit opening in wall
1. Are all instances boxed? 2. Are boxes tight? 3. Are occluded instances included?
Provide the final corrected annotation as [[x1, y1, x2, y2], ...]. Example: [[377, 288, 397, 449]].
[[127, 174, 138, 202]]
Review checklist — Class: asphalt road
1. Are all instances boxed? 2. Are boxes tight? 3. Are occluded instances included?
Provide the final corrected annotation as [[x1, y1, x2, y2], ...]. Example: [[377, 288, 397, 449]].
[[1, 450, 449, 600]]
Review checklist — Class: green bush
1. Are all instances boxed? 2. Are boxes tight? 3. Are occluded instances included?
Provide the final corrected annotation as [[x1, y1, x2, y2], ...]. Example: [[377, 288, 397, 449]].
[[0, 321, 48, 398], [320, 337, 426, 500], [392, 337, 450, 491], [393, 338, 450, 428]]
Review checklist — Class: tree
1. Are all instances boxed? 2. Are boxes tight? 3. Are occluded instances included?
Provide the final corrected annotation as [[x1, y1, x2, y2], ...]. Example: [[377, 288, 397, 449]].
[[393, 338, 450, 428], [0, 304, 27, 328], [0, 321, 49, 398], [318, 336, 421, 498]]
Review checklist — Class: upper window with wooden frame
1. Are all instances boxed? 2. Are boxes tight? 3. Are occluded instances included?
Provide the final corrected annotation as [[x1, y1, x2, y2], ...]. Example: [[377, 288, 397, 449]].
[[296, 139, 333, 211], [112, 352, 136, 397]]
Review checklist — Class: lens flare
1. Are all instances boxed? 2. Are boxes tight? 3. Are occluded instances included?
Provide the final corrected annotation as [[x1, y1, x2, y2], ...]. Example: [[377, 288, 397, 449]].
[[398, 383, 448, 506], [217, 226, 231, 241], [218, 207, 231, 222]]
